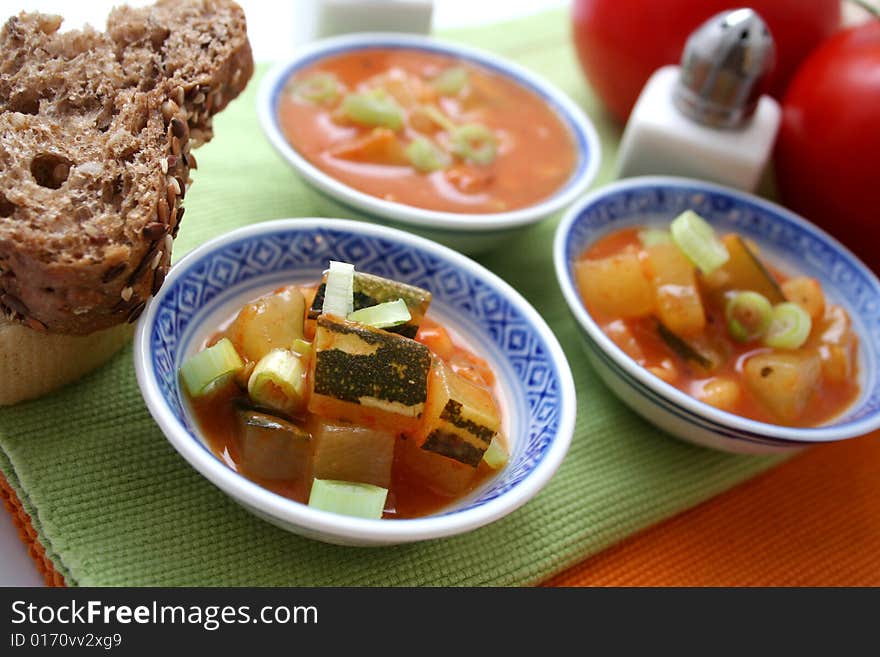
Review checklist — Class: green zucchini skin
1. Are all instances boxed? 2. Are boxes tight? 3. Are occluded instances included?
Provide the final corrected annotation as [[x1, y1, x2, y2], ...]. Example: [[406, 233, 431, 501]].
[[312, 316, 431, 412], [422, 428, 485, 467], [309, 271, 432, 338]]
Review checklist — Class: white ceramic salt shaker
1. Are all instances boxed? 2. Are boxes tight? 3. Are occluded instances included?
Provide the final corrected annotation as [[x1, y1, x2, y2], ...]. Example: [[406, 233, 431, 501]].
[[616, 8, 781, 192], [316, 0, 434, 38]]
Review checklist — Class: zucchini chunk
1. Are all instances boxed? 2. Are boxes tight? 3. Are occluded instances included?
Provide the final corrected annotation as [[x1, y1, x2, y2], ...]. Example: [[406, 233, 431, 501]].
[[236, 410, 312, 481], [308, 316, 431, 432], [311, 419, 396, 488], [309, 271, 432, 338], [657, 321, 724, 374], [415, 359, 500, 467], [743, 351, 821, 422], [700, 234, 786, 308], [396, 435, 480, 496]]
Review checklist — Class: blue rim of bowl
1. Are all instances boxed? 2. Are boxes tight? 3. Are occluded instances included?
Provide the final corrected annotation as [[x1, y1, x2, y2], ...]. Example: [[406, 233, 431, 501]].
[[553, 176, 880, 446], [256, 32, 601, 233], [135, 218, 576, 543]]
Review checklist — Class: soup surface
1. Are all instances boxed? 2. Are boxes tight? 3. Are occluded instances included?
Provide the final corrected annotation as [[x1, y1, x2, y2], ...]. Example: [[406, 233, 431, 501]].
[[576, 223, 861, 427], [277, 48, 577, 213]]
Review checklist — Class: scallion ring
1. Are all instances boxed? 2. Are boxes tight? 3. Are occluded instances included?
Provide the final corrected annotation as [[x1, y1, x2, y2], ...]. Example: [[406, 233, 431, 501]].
[[763, 302, 812, 350]]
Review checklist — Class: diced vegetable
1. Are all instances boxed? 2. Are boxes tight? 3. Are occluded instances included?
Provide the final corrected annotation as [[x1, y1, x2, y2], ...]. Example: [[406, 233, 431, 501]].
[[348, 298, 411, 329], [227, 286, 306, 363], [405, 137, 451, 173], [290, 73, 341, 105], [782, 277, 826, 321], [341, 89, 404, 130], [179, 337, 244, 397], [322, 260, 355, 319], [451, 123, 498, 165], [415, 358, 500, 466], [308, 479, 388, 519], [725, 291, 773, 342], [482, 435, 509, 470], [694, 377, 741, 412], [700, 234, 786, 307], [292, 338, 312, 358], [743, 351, 821, 422], [670, 210, 730, 274], [309, 316, 431, 433], [396, 435, 479, 496], [311, 419, 396, 488], [237, 410, 312, 480], [812, 305, 858, 384], [656, 321, 719, 372], [646, 242, 706, 336], [575, 253, 654, 319], [329, 128, 408, 165], [602, 319, 646, 362], [638, 228, 672, 247], [411, 104, 456, 133], [247, 349, 307, 415], [432, 66, 469, 96], [310, 270, 432, 338], [764, 302, 812, 350]]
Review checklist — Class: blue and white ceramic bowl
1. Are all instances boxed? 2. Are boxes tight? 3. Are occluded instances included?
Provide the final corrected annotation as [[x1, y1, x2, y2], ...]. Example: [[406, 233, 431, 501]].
[[135, 218, 575, 546], [554, 176, 880, 455], [257, 33, 601, 255]]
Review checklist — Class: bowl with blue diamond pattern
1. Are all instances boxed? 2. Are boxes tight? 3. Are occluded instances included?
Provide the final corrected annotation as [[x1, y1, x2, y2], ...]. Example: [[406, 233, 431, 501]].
[[134, 218, 575, 546], [554, 176, 880, 455]]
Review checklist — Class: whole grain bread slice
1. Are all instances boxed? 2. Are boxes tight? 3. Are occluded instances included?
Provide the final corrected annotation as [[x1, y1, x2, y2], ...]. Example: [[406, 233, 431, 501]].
[[0, 0, 252, 335]]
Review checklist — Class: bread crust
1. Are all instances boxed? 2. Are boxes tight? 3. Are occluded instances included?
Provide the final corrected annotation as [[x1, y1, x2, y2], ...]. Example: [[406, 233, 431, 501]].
[[0, 1, 252, 335]]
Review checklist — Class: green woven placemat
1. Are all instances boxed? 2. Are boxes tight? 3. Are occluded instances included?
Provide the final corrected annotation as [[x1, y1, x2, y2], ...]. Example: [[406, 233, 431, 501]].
[[0, 10, 785, 586]]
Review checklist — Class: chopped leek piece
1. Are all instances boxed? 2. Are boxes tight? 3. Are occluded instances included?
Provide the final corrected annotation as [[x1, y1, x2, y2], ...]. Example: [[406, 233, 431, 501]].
[[179, 338, 243, 397], [347, 298, 411, 329], [421, 104, 456, 132], [291, 73, 341, 105], [482, 435, 509, 470], [322, 260, 354, 318], [451, 123, 497, 165], [291, 338, 312, 358], [638, 228, 672, 247], [247, 348, 307, 415], [432, 66, 469, 95], [405, 137, 451, 173], [764, 302, 812, 350], [308, 478, 388, 519], [341, 89, 403, 130], [725, 291, 773, 342], [670, 210, 730, 274]]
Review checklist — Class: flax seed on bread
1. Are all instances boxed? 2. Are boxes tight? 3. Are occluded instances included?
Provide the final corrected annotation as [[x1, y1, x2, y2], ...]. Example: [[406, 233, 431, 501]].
[[0, 0, 252, 404]]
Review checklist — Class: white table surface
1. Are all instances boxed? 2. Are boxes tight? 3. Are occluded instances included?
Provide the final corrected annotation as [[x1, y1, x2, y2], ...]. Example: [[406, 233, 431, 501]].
[[0, 0, 565, 588]]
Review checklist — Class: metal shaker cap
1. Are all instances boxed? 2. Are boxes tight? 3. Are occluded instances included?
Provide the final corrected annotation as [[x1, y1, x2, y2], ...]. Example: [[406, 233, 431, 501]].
[[673, 8, 775, 129]]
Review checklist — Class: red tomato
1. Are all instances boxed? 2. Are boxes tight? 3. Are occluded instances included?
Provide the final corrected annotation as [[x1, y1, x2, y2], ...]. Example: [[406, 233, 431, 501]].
[[572, 0, 841, 123], [774, 20, 880, 273]]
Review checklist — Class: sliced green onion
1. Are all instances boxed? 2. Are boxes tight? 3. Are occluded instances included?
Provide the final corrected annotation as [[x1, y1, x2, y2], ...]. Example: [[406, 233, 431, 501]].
[[290, 73, 341, 105], [725, 291, 773, 342], [670, 210, 730, 274], [247, 348, 307, 415], [322, 260, 354, 318], [405, 137, 451, 173], [451, 123, 498, 165], [421, 104, 456, 132], [763, 302, 812, 350], [308, 479, 388, 519], [291, 338, 312, 358], [482, 436, 509, 470], [347, 298, 411, 329], [179, 337, 244, 397], [341, 89, 403, 130], [638, 228, 672, 248], [432, 66, 469, 96]]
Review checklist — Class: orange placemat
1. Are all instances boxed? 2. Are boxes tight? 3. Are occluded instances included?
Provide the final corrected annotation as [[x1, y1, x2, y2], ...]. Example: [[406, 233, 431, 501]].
[[5, 430, 878, 587], [545, 430, 880, 587]]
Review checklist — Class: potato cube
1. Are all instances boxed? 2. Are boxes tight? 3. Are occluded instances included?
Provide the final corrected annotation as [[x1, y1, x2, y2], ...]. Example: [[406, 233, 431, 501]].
[[743, 352, 821, 422], [415, 359, 500, 466], [646, 242, 705, 337], [575, 252, 654, 319], [309, 316, 431, 433], [311, 419, 395, 488], [237, 411, 312, 481]]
